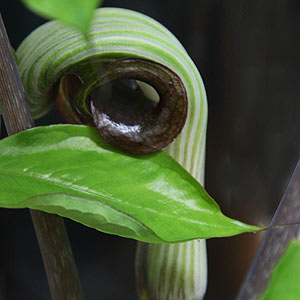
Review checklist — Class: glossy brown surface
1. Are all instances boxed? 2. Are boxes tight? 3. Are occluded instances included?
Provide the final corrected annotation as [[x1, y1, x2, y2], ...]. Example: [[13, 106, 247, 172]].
[[74, 58, 188, 154]]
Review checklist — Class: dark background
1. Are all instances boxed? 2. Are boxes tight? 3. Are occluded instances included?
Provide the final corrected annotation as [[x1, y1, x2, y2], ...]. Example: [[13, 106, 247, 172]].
[[1, 0, 300, 299]]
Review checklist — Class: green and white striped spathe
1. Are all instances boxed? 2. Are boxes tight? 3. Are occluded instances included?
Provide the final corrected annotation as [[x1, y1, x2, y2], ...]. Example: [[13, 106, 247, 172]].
[[17, 7, 207, 180], [17, 7, 208, 299]]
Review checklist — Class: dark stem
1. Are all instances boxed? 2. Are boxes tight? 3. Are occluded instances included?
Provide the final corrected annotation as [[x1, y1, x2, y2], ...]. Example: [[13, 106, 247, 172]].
[[0, 13, 84, 300], [30, 211, 84, 300], [235, 159, 300, 300]]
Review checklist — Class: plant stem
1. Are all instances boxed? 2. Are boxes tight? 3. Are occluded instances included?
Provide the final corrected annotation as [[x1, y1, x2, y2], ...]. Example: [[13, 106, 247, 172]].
[[0, 12, 84, 300], [236, 159, 300, 300], [31, 211, 84, 300]]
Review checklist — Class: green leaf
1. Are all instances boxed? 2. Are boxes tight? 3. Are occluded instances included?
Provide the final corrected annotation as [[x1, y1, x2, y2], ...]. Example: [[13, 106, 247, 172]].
[[21, 0, 101, 37], [259, 240, 300, 300], [0, 124, 261, 243]]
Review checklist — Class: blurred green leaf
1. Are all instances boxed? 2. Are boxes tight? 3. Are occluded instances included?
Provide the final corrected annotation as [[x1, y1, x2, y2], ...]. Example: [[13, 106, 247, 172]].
[[259, 240, 300, 300], [0, 124, 261, 242], [21, 0, 101, 36]]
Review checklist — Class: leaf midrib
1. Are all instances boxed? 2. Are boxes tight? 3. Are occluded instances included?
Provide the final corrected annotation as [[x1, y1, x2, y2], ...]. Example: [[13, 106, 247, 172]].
[[0, 166, 111, 200], [0, 167, 197, 221], [0, 166, 222, 227]]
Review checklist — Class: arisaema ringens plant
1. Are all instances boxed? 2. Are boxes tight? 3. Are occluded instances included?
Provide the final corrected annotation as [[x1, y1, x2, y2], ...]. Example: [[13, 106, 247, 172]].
[[0, 1, 263, 299]]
